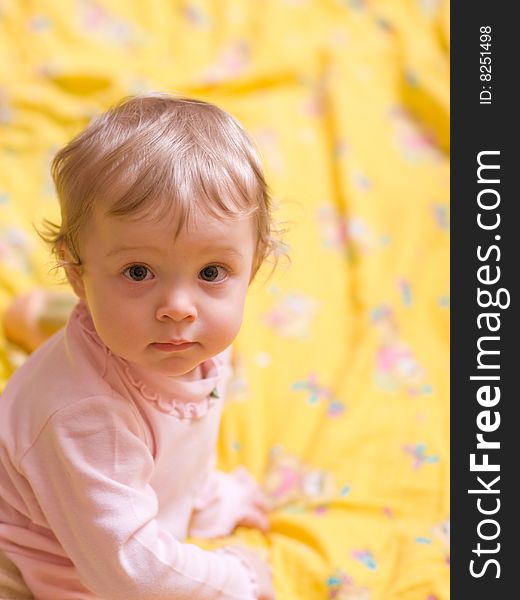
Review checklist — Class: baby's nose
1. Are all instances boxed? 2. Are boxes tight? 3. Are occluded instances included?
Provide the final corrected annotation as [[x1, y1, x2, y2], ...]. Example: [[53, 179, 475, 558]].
[[155, 288, 197, 322]]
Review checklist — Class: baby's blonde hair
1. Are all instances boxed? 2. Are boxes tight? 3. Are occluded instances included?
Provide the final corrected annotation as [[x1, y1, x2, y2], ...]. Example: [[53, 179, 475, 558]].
[[43, 92, 277, 278]]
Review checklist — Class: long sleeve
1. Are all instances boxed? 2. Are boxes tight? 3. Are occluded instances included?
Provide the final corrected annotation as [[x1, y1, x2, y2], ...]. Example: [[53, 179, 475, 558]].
[[18, 396, 258, 600], [189, 452, 270, 539]]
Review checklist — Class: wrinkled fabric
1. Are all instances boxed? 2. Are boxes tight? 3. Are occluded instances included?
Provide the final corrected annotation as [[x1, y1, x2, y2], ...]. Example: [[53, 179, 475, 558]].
[[1, 1, 449, 598]]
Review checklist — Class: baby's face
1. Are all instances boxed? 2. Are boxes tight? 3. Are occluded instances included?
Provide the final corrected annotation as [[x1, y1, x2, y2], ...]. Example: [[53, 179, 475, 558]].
[[70, 205, 256, 379]]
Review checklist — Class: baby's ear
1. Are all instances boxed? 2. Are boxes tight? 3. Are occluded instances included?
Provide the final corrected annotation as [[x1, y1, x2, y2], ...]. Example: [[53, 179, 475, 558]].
[[58, 243, 85, 299]]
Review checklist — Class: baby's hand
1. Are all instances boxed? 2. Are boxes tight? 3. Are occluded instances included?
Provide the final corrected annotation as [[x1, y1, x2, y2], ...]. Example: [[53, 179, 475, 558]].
[[235, 485, 271, 533], [227, 545, 275, 600], [232, 467, 271, 533]]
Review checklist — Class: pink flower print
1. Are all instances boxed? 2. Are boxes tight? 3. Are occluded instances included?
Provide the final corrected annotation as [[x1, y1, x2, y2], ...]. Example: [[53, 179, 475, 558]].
[[303, 92, 325, 118], [388, 105, 442, 162], [346, 217, 377, 254], [264, 449, 337, 507], [397, 279, 412, 307], [0, 227, 33, 274], [295, 376, 328, 405], [0, 88, 14, 124], [77, 0, 135, 45], [317, 204, 348, 252], [199, 40, 251, 84], [352, 549, 377, 570], [402, 443, 440, 470], [263, 292, 319, 339], [292, 373, 346, 416], [326, 569, 372, 600], [270, 461, 300, 501], [28, 15, 53, 33], [253, 127, 284, 174], [372, 304, 431, 395], [183, 3, 212, 28], [383, 506, 394, 519], [353, 171, 371, 191]]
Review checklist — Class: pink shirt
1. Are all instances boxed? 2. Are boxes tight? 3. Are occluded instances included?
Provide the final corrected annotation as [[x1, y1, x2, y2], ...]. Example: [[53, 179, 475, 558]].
[[0, 302, 261, 599]]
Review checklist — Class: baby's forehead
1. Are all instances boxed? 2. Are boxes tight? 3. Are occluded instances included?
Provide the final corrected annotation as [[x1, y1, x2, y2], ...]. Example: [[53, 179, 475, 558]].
[[101, 196, 254, 226], [94, 201, 256, 242], [86, 206, 257, 266]]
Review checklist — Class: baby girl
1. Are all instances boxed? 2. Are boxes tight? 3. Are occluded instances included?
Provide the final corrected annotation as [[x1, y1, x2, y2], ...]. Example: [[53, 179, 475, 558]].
[[0, 93, 276, 599]]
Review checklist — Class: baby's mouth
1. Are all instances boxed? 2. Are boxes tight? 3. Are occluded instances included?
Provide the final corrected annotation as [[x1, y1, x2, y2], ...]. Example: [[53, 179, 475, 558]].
[[151, 341, 196, 352]]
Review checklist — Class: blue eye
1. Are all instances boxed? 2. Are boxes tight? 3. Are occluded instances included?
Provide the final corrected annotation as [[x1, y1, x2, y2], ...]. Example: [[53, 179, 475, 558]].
[[125, 265, 152, 281], [199, 265, 226, 282]]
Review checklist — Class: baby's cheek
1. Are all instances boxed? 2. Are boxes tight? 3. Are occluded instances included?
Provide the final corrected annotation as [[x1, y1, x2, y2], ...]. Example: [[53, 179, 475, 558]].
[[211, 309, 244, 348], [94, 310, 138, 355]]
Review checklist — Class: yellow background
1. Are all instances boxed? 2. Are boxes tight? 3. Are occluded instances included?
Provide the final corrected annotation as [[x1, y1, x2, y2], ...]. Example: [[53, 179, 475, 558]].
[[0, 1, 449, 598]]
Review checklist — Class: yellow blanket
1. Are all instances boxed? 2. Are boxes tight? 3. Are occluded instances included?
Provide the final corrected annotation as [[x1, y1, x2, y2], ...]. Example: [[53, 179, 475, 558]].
[[0, 1, 449, 598]]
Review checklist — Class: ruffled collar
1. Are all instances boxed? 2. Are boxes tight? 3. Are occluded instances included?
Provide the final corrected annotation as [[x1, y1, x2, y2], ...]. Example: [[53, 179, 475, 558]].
[[73, 301, 227, 420]]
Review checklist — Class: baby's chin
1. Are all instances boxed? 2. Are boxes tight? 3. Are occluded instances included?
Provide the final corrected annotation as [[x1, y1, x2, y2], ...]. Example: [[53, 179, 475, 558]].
[[169, 363, 204, 381], [144, 358, 205, 381]]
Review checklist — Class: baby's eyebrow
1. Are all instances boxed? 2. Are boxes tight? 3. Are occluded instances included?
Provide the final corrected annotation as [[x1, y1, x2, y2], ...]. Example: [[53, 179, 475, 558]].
[[105, 244, 244, 259], [105, 245, 158, 258], [203, 246, 244, 259]]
